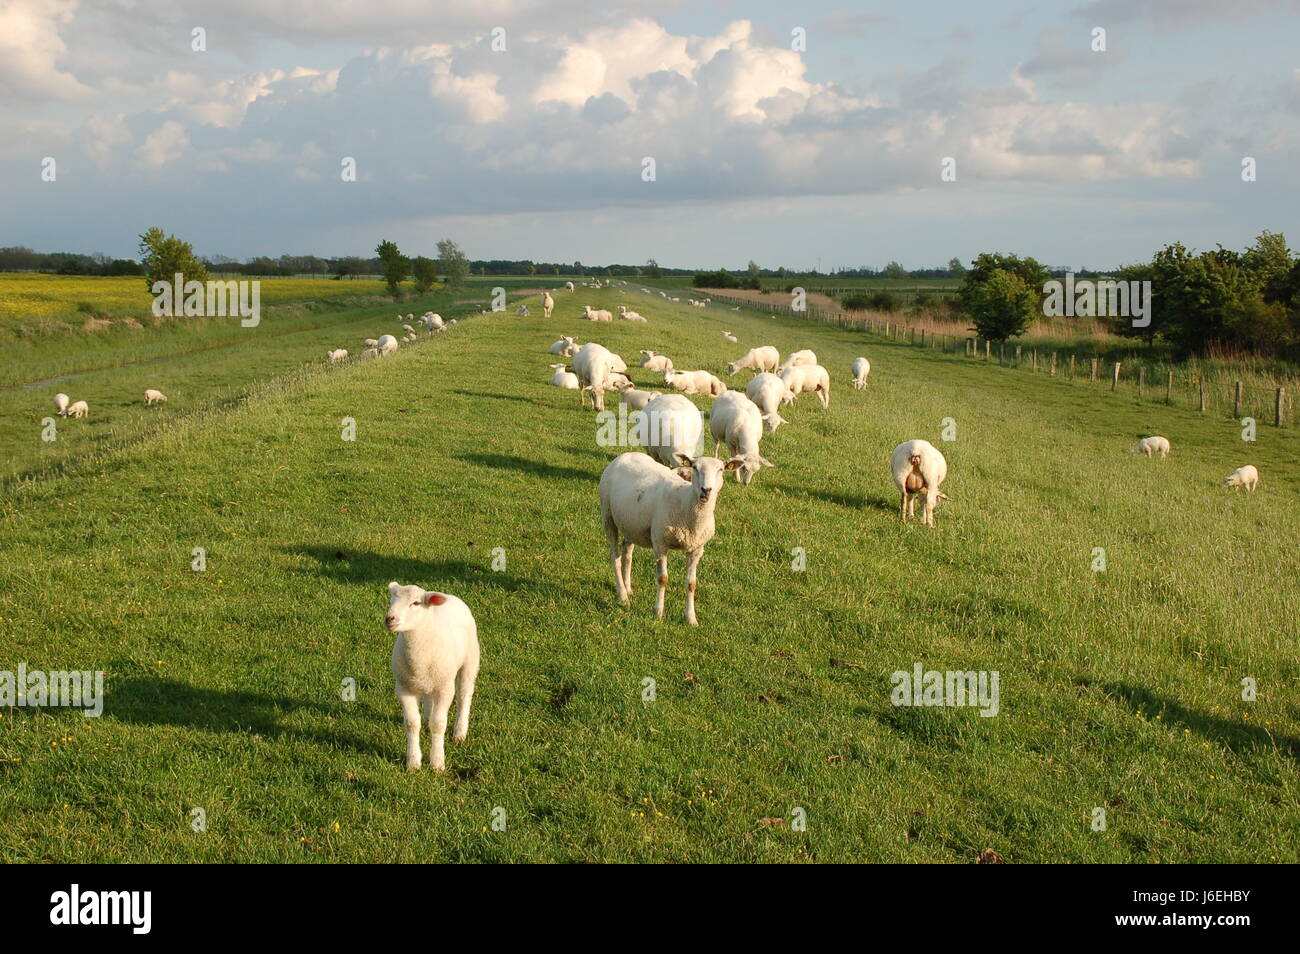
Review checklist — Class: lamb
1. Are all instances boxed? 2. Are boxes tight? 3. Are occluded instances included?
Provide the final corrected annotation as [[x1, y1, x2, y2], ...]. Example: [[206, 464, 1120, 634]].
[[1131, 436, 1171, 457], [618, 384, 659, 411], [851, 357, 870, 389], [745, 373, 791, 432], [582, 305, 613, 322], [542, 292, 554, 319], [708, 391, 774, 485], [778, 349, 817, 373], [1223, 465, 1260, 491], [722, 331, 738, 342], [599, 452, 742, 626], [549, 364, 580, 389], [726, 346, 780, 376], [364, 338, 379, 348], [360, 348, 380, 360], [420, 313, 445, 331], [376, 334, 399, 355], [564, 281, 575, 291], [143, 389, 168, 405], [403, 324, 415, 333], [639, 350, 674, 372], [891, 439, 949, 527], [549, 336, 578, 357], [385, 582, 480, 773], [617, 306, 646, 321], [639, 393, 704, 467], [779, 364, 831, 408], [327, 349, 348, 364], [53, 393, 70, 416], [664, 368, 727, 397], [572, 341, 624, 410], [515, 305, 529, 316], [66, 400, 88, 418]]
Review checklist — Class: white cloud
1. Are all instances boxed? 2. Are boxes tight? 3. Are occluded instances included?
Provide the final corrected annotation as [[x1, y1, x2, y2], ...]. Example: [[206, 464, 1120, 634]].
[[0, 0, 90, 101], [135, 120, 190, 168]]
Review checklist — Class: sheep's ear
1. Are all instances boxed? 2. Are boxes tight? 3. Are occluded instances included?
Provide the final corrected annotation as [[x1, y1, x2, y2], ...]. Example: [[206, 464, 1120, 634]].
[[759, 456, 775, 468], [673, 467, 693, 481], [388, 581, 400, 595], [423, 592, 447, 607], [675, 453, 694, 467], [724, 456, 745, 471]]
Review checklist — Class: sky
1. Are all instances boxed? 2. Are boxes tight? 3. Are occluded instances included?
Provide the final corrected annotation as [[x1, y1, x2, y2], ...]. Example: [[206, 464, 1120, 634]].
[[2, 0, 1298, 270]]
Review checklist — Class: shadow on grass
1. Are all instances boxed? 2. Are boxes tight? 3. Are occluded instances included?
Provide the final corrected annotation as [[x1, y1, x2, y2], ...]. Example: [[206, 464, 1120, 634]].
[[287, 546, 533, 593], [770, 481, 895, 513], [1104, 683, 1300, 762], [456, 453, 595, 482], [450, 388, 533, 404]]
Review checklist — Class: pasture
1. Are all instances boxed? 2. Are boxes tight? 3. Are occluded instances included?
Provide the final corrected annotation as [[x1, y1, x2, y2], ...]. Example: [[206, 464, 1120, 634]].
[[1, 282, 1297, 863]]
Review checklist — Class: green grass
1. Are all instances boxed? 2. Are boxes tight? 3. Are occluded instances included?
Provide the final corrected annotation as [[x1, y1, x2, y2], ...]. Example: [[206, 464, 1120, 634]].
[[1, 284, 1297, 863]]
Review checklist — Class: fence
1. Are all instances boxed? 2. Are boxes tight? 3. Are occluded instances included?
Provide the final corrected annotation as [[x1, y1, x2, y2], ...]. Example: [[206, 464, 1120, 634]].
[[701, 290, 1289, 427]]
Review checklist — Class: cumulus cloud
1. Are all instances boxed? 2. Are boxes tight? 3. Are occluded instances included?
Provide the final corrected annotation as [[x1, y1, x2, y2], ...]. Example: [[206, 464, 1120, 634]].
[[0, 0, 91, 101]]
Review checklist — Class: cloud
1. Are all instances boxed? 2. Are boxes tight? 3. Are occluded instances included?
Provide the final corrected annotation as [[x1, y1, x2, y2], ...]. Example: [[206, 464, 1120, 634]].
[[0, 0, 91, 101], [135, 120, 190, 168]]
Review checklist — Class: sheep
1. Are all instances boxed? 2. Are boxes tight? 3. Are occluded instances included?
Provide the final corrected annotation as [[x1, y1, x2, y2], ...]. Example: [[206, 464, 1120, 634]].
[[1223, 465, 1260, 491], [779, 364, 831, 408], [53, 393, 69, 416], [639, 350, 674, 372], [1131, 436, 1171, 457], [360, 348, 380, 360], [403, 324, 416, 333], [726, 346, 780, 376], [639, 393, 704, 467], [572, 342, 624, 410], [564, 281, 575, 291], [618, 306, 646, 321], [420, 313, 444, 332], [599, 452, 742, 626], [778, 349, 818, 373], [582, 305, 613, 322], [515, 305, 529, 316], [851, 357, 870, 389], [66, 400, 88, 418], [618, 385, 659, 411], [377, 334, 399, 355], [892, 439, 949, 527], [664, 368, 727, 397], [549, 364, 580, 389], [542, 292, 554, 319], [549, 336, 578, 357], [385, 582, 480, 773], [327, 349, 348, 364], [143, 389, 168, 405], [364, 338, 379, 348], [722, 331, 737, 342], [745, 372, 791, 432], [708, 391, 774, 485]]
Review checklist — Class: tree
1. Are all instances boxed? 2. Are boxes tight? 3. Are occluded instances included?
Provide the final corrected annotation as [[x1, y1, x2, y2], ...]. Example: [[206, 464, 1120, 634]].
[[965, 269, 1038, 341], [883, 261, 908, 279], [948, 257, 967, 278], [137, 227, 208, 290], [957, 252, 1049, 319], [375, 240, 410, 297], [411, 256, 438, 294], [437, 239, 470, 288], [646, 258, 663, 279]]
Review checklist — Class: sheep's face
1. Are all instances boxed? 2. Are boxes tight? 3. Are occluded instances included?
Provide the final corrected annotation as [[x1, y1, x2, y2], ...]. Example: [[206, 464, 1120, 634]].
[[779, 388, 795, 406], [675, 455, 741, 503], [385, 582, 446, 633], [763, 414, 785, 434], [734, 454, 774, 485]]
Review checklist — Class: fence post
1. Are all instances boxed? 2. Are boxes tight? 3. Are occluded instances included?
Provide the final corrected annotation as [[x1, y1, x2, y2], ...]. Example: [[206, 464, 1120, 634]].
[[999, 341, 1005, 365], [1234, 381, 1243, 418], [1090, 358, 1098, 382], [1166, 370, 1174, 405], [1032, 349, 1038, 372], [1069, 354, 1075, 379], [1112, 362, 1121, 392], [1138, 367, 1146, 398], [1051, 352, 1057, 377], [1014, 344, 1022, 367], [1199, 376, 1208, 412], [985, 340, 990, 360], [1276, 387, 1285, 427]]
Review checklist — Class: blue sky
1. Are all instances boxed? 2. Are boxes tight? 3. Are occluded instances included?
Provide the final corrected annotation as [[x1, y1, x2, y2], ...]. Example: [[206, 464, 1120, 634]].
[[2, 0, 1297, 270]]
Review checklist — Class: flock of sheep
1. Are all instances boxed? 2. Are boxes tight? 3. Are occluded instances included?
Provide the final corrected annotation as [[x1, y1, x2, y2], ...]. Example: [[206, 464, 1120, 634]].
[[48, 388, 166, 421]]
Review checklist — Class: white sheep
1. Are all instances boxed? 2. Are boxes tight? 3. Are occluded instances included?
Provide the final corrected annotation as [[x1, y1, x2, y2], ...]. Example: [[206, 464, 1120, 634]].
[[53, 393, 70, 416], [360, 348, 380, 360], [403, 324, 415, 333], [420, 313, 445, 332], [1131, 436, 1171, 457], [549, 364, 580, 389], [327, 349, 348, 364], [892, 439, 949, 527], [377, 334, 399, 355], [726, 346, 780, 376], [515, 305, 529, 316], [549, 336, 578, 357], [599, 452, 741, 626], [779, 364, 831, 408], [851, 357, 870, 389], [385, 582, 481, 773], [722, 330, 737, 342], [583, 305, 613, 322], [66, 400, 88, 418], [621, 309, 646, 322], [664, 368, 727, 397], [745, 373, 791, 432], [639, 350, 674, 372], [542, 292, 554, 318], [572, 342, 623, 410], [564, 281, 575, 291], [778, 349, 818, 373], [1223, 465, 1260, 491], [364, 338, 379, 348], [708, 391, 774, 485], [143, 389, 168, 405], [618, 385, 659, 411], [639, 393, 704, 467]]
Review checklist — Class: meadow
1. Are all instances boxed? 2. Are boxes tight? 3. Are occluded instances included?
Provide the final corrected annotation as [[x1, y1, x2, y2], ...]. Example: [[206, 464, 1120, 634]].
[[1, 280, 1297, 863]]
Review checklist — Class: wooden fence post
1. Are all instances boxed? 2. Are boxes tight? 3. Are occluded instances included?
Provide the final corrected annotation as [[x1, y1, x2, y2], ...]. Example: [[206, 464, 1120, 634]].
[[1032, 349, 1038, 372], [1199, 376, 1208, 412], [1276, 388, 1285, 427], [1090, 358, 1098, 382], [1112, 362, 1121, 391], [985, 340, 990, 360], [1166, 370, 1174, 405], [999, 341, 1005, 365], [1051, 353, 1057, 376], [1234, 381, 1243, 418], [1069, 354, 1076, 379], [1015, 344, 1022, 367], [1138, 367, 1146, 398]]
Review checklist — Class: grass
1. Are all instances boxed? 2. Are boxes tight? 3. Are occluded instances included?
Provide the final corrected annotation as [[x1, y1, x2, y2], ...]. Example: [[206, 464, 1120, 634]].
[[1, 281, 1297, 863]]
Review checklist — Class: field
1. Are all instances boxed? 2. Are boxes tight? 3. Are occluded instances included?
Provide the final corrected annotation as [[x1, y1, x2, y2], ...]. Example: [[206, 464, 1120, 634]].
[[1, 281, 1298, 863]]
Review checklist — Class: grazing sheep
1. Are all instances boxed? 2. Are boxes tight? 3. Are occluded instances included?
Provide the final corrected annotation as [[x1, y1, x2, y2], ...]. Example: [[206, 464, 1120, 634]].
[[385, 582, 481, 773], [1224, 465, 1260, 491], [364, 338, 379, 348], [564, 281, 575, 291], [620, 309, 646, 322], [1131, 436, 1171, 457], [515, 305, 529, 316], [549, 336, 578, 357], [664, 368, 727, 397], [722, 331, 738, 342], [53, 393, 69, 416], [778, 349, 817, 373], [143, 389, 168, 405], [745, 373, 791, 432], [377, 334, 399, 355], [599, 452, 742, 626], [583, 305, 613, 322], [327, 349, 348, 364], [640, 393, 705, 467], [851, 357, 870, 389], [420, 313, 445, 332], [66, 400, 88, 418], [892, 439, 949, 527], [360, 348, 380, 360], [403, 324, 415, 333], [542, 292, 554, 318], [572, 342, 624, 410], [726, 346, 780, 376], [549, 364, 580, 389], [708, 391, 774, 485], [779, 364, 831, 408], [639, 350, 674, 372]]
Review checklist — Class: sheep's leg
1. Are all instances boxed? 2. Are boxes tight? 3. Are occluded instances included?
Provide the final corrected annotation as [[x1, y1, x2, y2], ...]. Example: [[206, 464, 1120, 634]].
[[654, 551, 668, 619], [426, 685, 453, 773], [453, 657, 478, 742], [620, 541, 635, 597], [683, 549, 702, 626], [607, 523, 629, 605], [818, 386, 829, 409], [398, 692, 422, 770], [899, 490, 908, 521]]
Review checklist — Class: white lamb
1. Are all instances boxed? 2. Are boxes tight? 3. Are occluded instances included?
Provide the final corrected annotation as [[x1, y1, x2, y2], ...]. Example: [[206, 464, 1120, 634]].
[[722, 331, 737, 342], [779, 364, 831, 408], [564, 281, 575, 291], [620, 309, 646, 322], [542, 293, 554, 319], [515, 305, 529, 316], [618, 386, 659, 411], [1223, 465, 1260, 491], [851, 357, 870, 389], [1131, 436, 1171, 457], [892, 439, 949, 527], [639, 393, 704, 467], [778, 349, 818, 373], [377, 334, 399, 355], [53, 393, 70, 416], [360, 348, 380, 360], [708, 391, 774, 485], [726, 346, 780, 376], [327, 349, 348, 364], [664, 369, 727, 397], [364, 338, 379, 348], [639, 350, 674, 372], [583, 305, 613, 322], [403, 324, 415, 333], [143, 389, 168, 405], [572, 342, 623, 410], [549, 364, 580, 389], [549, 336, 578, 357], [66, 400, 88, 418], [599, 452, 742, 626], [745, 373, 791, 432], [385, 582, 481, 773]]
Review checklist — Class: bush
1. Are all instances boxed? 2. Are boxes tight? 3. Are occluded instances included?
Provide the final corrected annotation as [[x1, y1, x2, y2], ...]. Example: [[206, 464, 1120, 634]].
[[966, 269, 1037, 341]]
